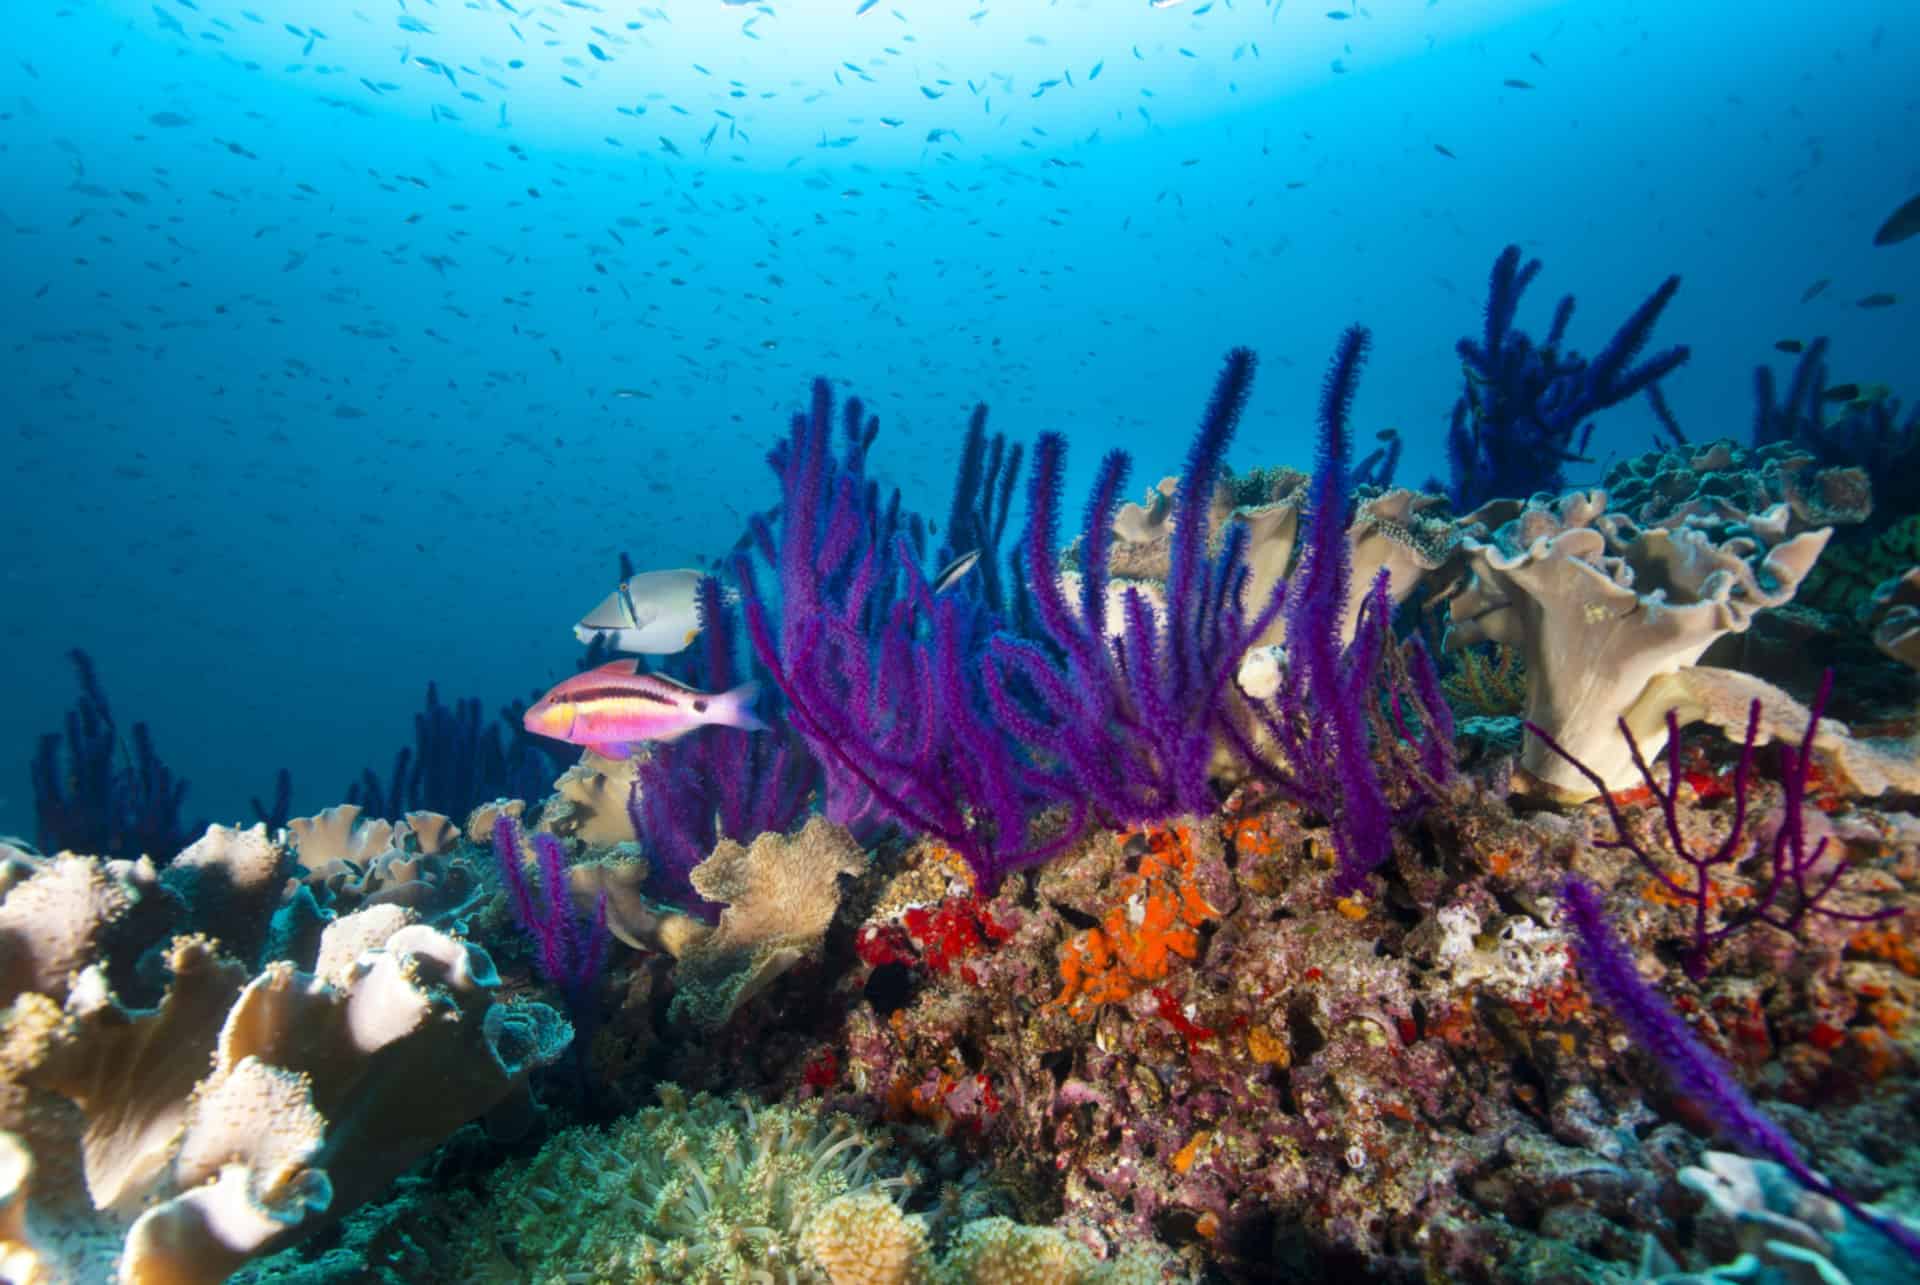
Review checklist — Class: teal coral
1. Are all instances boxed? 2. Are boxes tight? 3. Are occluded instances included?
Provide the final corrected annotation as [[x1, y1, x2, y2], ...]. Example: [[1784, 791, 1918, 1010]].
[[1797, 513, 1920, 615]]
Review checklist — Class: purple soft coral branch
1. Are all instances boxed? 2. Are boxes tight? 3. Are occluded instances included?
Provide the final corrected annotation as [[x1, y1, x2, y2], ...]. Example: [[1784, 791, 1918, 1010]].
[[490, 814, 608, 1001], [1560, 877, 1920, 1267]]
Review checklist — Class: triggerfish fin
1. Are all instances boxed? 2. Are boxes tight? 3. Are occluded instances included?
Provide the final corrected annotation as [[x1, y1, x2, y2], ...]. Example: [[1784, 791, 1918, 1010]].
[[573, 568, 725, 655], [523, 659, 767, 759]]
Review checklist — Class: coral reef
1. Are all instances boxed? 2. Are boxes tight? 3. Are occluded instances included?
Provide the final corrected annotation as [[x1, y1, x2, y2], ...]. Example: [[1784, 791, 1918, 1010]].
[[14, 316, 1920, 1285]]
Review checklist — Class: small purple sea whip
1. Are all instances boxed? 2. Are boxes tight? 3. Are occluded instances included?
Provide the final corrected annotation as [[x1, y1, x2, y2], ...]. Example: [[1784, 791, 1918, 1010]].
[[1528, 669, 1898, 980], [490, 813, 610, 1018], [1560, 875, 1920, 1266]]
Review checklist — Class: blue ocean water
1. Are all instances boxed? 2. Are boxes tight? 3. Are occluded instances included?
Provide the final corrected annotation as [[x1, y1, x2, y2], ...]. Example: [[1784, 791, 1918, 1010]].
[[2, 0, 1914, 836]]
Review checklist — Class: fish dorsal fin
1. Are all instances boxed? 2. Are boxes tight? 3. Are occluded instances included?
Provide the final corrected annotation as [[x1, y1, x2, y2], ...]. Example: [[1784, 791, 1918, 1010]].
[[646, 671, 700, 692], [587, 659, 642, 677]]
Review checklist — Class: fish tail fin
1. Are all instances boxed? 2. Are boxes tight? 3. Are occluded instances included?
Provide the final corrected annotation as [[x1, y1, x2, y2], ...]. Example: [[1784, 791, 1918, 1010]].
[[714, 679, 769, 733]]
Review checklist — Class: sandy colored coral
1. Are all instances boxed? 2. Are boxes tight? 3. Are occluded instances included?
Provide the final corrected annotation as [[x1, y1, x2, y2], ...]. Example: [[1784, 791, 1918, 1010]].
[[1338, 487, 1466, 642], [806, 1190, 930, 1285], [283, 807, 478, 925], [567, 847, 709, 958], [285, 805, 393, 870], [1632, 666, 1920, 797], [0, 879, 568, 1284], [542, 750, 643, 848], [0, 854, 165, 1007], [166, 823, 288, 966], [671, 817, 867, 1026], [462, 799, 523, 846], [1864, 566, 1920, 672]]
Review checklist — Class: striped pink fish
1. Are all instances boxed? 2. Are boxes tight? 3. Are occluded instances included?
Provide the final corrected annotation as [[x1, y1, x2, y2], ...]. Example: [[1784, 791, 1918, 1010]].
[[522, 660, 766, 759]]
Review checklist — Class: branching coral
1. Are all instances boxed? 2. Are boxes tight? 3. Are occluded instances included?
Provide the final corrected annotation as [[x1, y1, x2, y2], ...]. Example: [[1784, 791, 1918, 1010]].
[[1530, 671, 1899, 980], [490, 814, 610, 1021], [345, 682, 566, 822], [1448, 245, 1690, 511], [1558, 877, 1920, 1270], [29, 650, 201, 864], [986, 347, 1286, 829], [1220, 327, 1458, 893], [737, 381, 1077, 887]]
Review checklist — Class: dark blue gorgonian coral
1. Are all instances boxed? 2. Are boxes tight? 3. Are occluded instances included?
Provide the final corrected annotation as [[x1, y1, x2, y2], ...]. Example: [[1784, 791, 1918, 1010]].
[[30, 648, 201, 862], [1448, 245, 1690, 510]]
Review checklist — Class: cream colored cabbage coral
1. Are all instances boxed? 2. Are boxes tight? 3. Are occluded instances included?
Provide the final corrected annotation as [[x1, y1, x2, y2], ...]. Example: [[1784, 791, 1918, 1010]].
[[543, 750, 644, 848], [1105, 474, 1461, 655], [0, 854, 164, 1007], [1447, 490, 1829, 798], [0, 847, 570, 1285], [1631, 666, 1920, 797], [566, 848, 709, 958]]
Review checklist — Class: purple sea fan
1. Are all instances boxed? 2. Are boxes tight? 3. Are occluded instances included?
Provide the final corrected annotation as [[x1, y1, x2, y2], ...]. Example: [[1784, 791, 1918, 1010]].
[[1218, 327, 1456, 895], [1559, 875, 1920, 1268], [984, 346, 1287, 826], [735, 380, 1080, 888]]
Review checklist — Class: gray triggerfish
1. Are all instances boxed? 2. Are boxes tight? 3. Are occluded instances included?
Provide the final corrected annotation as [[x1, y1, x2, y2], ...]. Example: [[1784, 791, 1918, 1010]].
[[573, 569, 718, 655]]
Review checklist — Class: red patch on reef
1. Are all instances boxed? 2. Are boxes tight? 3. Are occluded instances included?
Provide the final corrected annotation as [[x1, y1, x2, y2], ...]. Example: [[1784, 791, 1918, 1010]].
[[855, 922, 915, 969], [902, 896, 1012, 976], [1152, 986, 1217, 1056], [1808, 1021, 1848, 1052], [803, 1048, 839, 1090], [857, 895, 1012, 981]]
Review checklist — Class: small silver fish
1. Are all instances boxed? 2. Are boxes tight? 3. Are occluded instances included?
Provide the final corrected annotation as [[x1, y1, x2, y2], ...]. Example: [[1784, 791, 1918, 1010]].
[[932, 549, 982, 593], [573, 569, 722, 654]]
